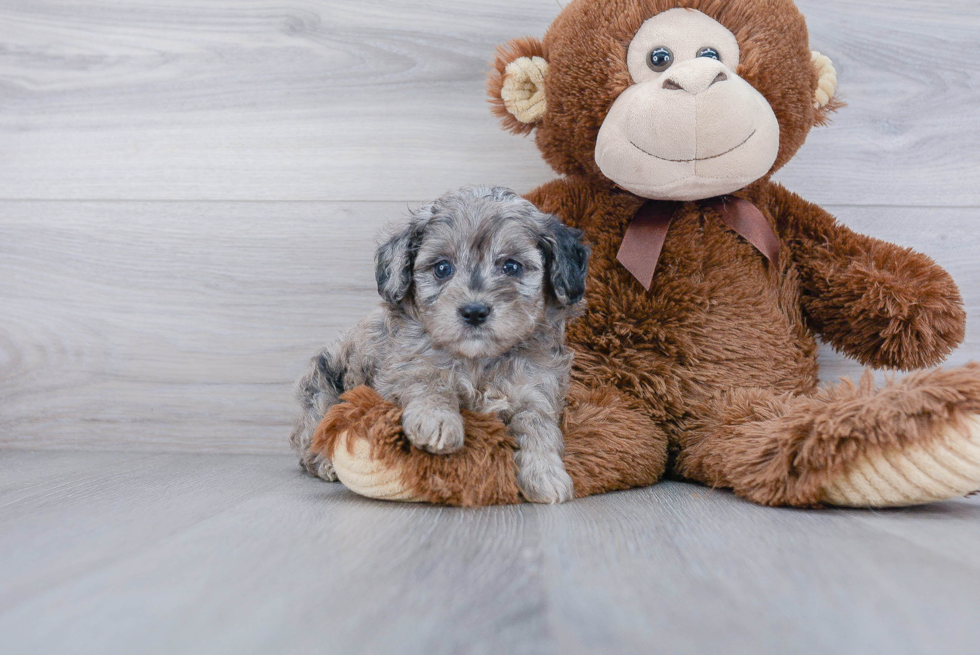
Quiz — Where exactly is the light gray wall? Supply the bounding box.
[1,0,978,452]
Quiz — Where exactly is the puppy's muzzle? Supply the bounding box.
[459,303,492,327]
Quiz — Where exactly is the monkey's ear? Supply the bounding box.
[539,216,590,307]
[375,208,430,308]
[488,37,549,135]
[811,51,843,125]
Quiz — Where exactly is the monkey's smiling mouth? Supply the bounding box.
[630,130,757,163]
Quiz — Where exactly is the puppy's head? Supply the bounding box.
[376,186,590,359]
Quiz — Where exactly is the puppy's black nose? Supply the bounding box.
[459,303,492,326]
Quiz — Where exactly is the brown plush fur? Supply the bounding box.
[313,386,523,507]
[313,383,667,506]
[680,363,980,506]
[561,382,669,497]
[312,0,972,506]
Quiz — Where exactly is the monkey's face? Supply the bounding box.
[595,9,780,201]
[488,0,839,202]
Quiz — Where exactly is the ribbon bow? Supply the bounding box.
[616,196,781,290]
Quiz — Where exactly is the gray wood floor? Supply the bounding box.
[3,450,980,655]
[2,0,980,652]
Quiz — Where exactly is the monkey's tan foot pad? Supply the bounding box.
[331,430,422,502]
[821,414,980,508]
[311,385,523,507]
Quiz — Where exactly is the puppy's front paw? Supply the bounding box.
[401,404,465,454]
[517,457,574,504]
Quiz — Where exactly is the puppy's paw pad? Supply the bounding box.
[822,413,980,508]
[402,406,465,454]
[519,466,575,504]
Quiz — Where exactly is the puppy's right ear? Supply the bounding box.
[488,37,549,136]
[375,208,429,308]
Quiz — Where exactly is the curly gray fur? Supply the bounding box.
[289,185,590,503]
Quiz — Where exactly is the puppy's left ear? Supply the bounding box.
[375,207,430,308]
[539,217,590,307]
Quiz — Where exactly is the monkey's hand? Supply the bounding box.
[772,184,965,371]
[805,247,966,370]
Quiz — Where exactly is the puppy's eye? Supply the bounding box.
[433,260,454,280]
[501,260,523,277]
[647,47,673,72]
[697,47,720,61]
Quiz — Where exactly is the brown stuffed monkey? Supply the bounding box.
[308,0,980,508]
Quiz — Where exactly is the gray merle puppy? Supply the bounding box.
[290,186,590,503]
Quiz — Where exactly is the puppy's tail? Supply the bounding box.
[289,346,347,480]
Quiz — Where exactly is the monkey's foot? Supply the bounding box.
[312,386,522,507]
[312,384,669,506]
[821,413,980,508]
[330,430,421,502]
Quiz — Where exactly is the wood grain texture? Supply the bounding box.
[0,0,977,205]
[3,3,979,651]
[0,201,389,452]
[1,201,976,452]
[1,450,980,654]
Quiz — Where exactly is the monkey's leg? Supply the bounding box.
[676,364,980,507]
[312,383,669,506]
[560,384,669,498]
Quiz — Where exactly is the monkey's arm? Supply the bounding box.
[769,183,965,370]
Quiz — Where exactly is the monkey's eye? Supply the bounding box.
[501,260,523,277]
[697,47,720,61]
[647,47,674,72]
[433,260,455,280]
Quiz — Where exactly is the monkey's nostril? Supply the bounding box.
[711,72,728,86]
[663,78,682,91]
[459,303,492,326]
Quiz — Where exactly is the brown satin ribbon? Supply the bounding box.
[616,196,781,290]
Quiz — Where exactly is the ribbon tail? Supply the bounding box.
[709,197,781,269]
[617,201,676,290]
